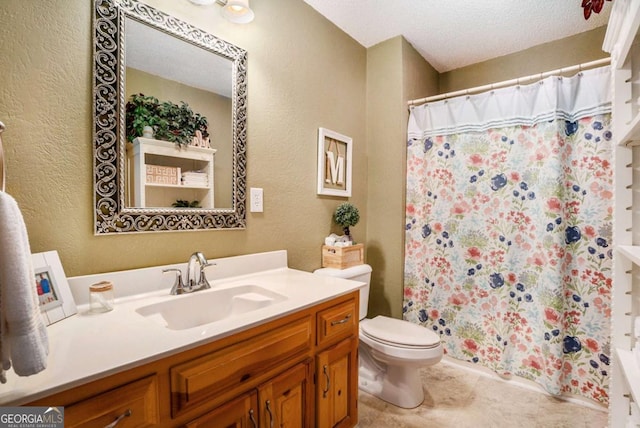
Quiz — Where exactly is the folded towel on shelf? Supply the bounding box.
[181,170,209,186]
[0,191,49,383]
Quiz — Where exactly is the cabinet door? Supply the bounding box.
[316,338,358,428]
[184,390,259,428]
[64,375,159,428]
[258,361,312,428]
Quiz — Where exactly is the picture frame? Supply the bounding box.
[317,127,352,197]
[32,250,77,325]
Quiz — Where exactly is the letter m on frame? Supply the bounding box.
[317,127,352,197]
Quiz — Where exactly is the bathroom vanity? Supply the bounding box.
[3,251,362,428]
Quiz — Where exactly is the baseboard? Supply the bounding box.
[440,355,608,413]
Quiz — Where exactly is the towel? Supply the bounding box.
[0,191,48,383]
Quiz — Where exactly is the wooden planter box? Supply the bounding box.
[322,244,364,269]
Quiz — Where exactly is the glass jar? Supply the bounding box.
[89,281,114,313]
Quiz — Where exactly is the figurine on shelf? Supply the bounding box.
[190,130,211,148]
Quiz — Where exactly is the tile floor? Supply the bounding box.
[356,360,609,428]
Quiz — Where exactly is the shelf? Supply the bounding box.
[617,348,640,405]
[134,137,217,159]
[129,137,216,208]
[613,0,640,71]
[619,113,640,147]
[145,183,209,189]
[617,245,640,266]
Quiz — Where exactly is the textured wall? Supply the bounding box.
[439,27,608,93]
[0,0,367,277]
[365,37,439,318]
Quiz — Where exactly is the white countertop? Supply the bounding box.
[0,251,363,405]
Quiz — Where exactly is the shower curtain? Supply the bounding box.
[403,66,612,404]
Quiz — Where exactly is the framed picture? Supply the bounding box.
[32,251,77,325]
[317,127,352,197]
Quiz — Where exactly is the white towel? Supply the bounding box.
[0,191,48,383]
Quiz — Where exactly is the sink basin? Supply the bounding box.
[136,285,287,330]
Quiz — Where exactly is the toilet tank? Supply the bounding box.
[313,264,372,320]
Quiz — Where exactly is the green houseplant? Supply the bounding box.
[334,202,360,243]
[125,93,209,147]
[172,199,201,208]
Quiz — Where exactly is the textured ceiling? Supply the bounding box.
[302,0,611,72]
[126,18,232,97]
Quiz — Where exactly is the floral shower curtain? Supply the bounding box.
[403,67,613,404]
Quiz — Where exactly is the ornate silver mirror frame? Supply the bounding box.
[93,0,247,234]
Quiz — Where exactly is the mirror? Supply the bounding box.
[93,0,247,233]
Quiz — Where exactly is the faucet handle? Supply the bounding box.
[198,262,215,290]
[198,261,216,290]
[163,268,186,295]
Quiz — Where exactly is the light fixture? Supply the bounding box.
[218,0,254,24]
[188,0,255,24]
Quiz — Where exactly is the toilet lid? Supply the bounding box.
[361,316,440,348]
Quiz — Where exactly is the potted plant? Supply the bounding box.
[126,94,161,143]
[334,202,360,243]
[172,199,201,208]
[126,93,209,147]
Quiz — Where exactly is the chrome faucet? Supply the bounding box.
[163,252,215,295]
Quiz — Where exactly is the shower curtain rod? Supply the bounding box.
[407,57,611,107]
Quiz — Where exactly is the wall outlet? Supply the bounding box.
[250,187,263,212]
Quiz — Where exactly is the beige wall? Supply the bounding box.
[439,27,608,93]
[0,0,367,277]
[365,37,438,318]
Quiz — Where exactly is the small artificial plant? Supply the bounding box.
[172,199,201,208]
[126,93,209,147]
[333,202,360,243]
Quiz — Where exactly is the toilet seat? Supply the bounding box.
[361,316,440,349]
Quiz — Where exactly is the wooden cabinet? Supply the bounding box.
[28,291,359,428]
[316,338,358,428]
[170,316,312,418]
[185,361,312,428]
[183,391,259,428]
[63,375,159,428]
[128,137,216,208]
[316,299,357,348]
[257,361,312,427]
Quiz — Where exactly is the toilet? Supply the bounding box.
[314,264,443,408]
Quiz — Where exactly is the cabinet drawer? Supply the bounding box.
[317,299,357,348]
[184,391,259,428]
[171,315,312,417]
[64,375,159,428]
